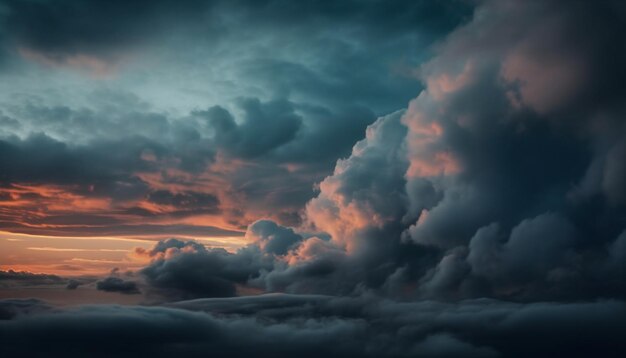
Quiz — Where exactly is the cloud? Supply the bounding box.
[202,99,303,158]
[0,298,52,320]
[139,238,273,299]
[246,219,303,256]
[0,98,369,236]
[0,0,470,68]
[0,128,244,237]
[392,0,625,300]
[1,296,625,357]
[95,276,140,295]
[0,0,473,232]
[0,0,211,75]
[305,110,410,251]
[124,0,626,303]
[0,269,63,286]
[65,279,82,290]
[146,190,221,217]
[0,269,87,294]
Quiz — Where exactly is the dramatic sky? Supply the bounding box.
[1,0,625,357]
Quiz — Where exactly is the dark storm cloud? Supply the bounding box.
[0,133,157,196]
[137,222,353,300]
[200,99,303,158]
[247,219,303,255]
[65,279,81,290]
[287,0,626,302]
[127,0,626,304]
[137,226,410,298]
[0,298,51,320]
[1,296,625,357]
[0,270,63,286]
[273,105,377,165]
[3,102,216,174]
[140,238,273,299]
[0,0,469,168]
[0,0,469,56]
[95,276,140,295]
[0,0,210,65]
[389,0,626,300]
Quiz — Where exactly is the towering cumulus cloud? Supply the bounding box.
[132,0,626,303]
[1,0,626,357]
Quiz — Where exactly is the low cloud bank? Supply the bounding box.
[1,295,625,358]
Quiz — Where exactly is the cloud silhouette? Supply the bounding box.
[1,295,625,357]
[96,277,140,295]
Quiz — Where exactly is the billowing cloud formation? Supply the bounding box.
[95,276,140,295]
[201,99,303,158]
[1,295,625,357]
[246,219,304,255]
[129,0,626,304]
[139,238,273,299]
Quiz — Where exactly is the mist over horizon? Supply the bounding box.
[1,0,625,357]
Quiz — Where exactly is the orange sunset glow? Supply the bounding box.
[1,179,248,276]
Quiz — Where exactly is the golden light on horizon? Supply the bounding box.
[0,230,249,276]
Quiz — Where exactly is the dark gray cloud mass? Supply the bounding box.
[140,238,273,299]
[0,298,52,320]
[125,0,626,303]
[95,276,140,295]
[1,295,625,357]
[201,99,303,158]
[247,219,304,255]
[64,279,81,290]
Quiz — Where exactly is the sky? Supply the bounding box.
[0,0,625,357]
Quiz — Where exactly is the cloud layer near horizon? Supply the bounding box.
[1,295,626,358]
